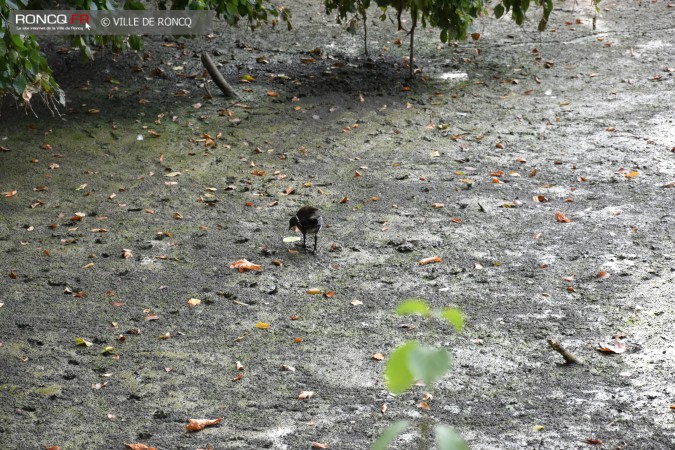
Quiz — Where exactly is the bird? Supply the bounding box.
[289,206,324,253]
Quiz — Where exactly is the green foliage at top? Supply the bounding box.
[0,0,289,107]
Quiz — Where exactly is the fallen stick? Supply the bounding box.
[201,51,241,99]
[547,338,581,364]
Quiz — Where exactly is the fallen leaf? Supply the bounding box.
[312,443,329,449]
[229,259,263,272]
[185,417,224,432]
[281,364,296,371]
[1,190,17,198]
[187,298,201,307]
[339,196,349,204]
[232,373,244,382]
[583,439,603,445]
[82,262,94,269]
[236,361,245,371]
[256,322,270,329]
[597,336,627,354]
[125,444,158,450]
[306,288,322,295]
[533,195,549,203]
[164,172,181,177]
[298,391,314,400]
[372,353,385,361]
[554,211,572,223]
[350,299,363,306]
[323,291,335,298]
[144,314,159,321]
[449,217,462,223]
[75,337,93,347]
[293,337,303,343]
[532,425,545,431]
[418,256,442,265]
[432,203,444,209]
[267,91,279,97]
[597,271,610,279]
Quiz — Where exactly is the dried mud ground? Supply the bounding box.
[1,0,675,449]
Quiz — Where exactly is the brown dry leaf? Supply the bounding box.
[121,249,133,259]
[298,391,314,400]
[562,275,575,282]
[372,353,385,361]
[402,85,412,92]
[597,271,610,279]
[244,201,254,207]
[339,196,349,204]
[251,169,267,176]
[417,401,430,410]
[529,169,538,177]
[597,337,626,354]
[144,314,159,321]
[301,57,316,64]
[293,337,303,344]
[582,439,603,445]
[232,373,244,382]
[606,126,615,132]
[323,291,335,298]
[554,211,572,223]
[229,259,263,272]
[282,186,295,196]
[187,298,201,307]
[45,447,62,450]
[256,322,270,329]
[491,177,503,184]
[236,361,245,371]
[1,190,17,198]
[354,171,362,177]
[418,256,442,265]
[495,142,504,149]
[432,203,444,209]
[306,288,322,295]
[471,32,480,40]
[267,91,279,97]
[125,444,158,450]
[566,286,576,293]
[490,170,505,177]
[185,417,224,432]
[533,195,549,203]
[312,443,329,449]
[625,170,639,178]
[350,299,363,306]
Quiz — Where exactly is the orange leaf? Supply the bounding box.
[323,290,335,298]
[306,288,322,295]
[554,211,572,223]
[125,445,158,450]
[293,337,303,343]
[495,142,504,149]
[597,271,610,279]
[418,256,442,265]
[402,85,411,92]
[232,373,244,382]
[185,417,224,432]
[290,315,300,320]
[312,443,329,449]
[533,195,549,203]
[491,177,503,184]
[597,337,626,354]
[1,190,17,198]
[339,196,349,204]
[490,170,505,177]
[372,353,385,361]
[583,439,603,445]
[229,259,263,272]
[267,91,279,97]
[256,322,270,329]
[449,217,462,223]
[625,170,639,178]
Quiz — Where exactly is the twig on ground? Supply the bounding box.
[547,338,581,364]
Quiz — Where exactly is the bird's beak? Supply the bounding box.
[289,225,301,232]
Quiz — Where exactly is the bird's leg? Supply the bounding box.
[313,234,318,254]
[302,233,307,249]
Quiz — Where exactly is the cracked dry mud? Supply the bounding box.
[1,0,674,448]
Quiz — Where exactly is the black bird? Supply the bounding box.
[289,206,324,253]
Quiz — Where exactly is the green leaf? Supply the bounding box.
[494,4,505,19]
[409,345,451,387]
[435,425,468,450]
[101,346,115,354]
[385,341,418,394]
[371,420,410,450]
[396,298,430,317]
[440,308,464,332]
